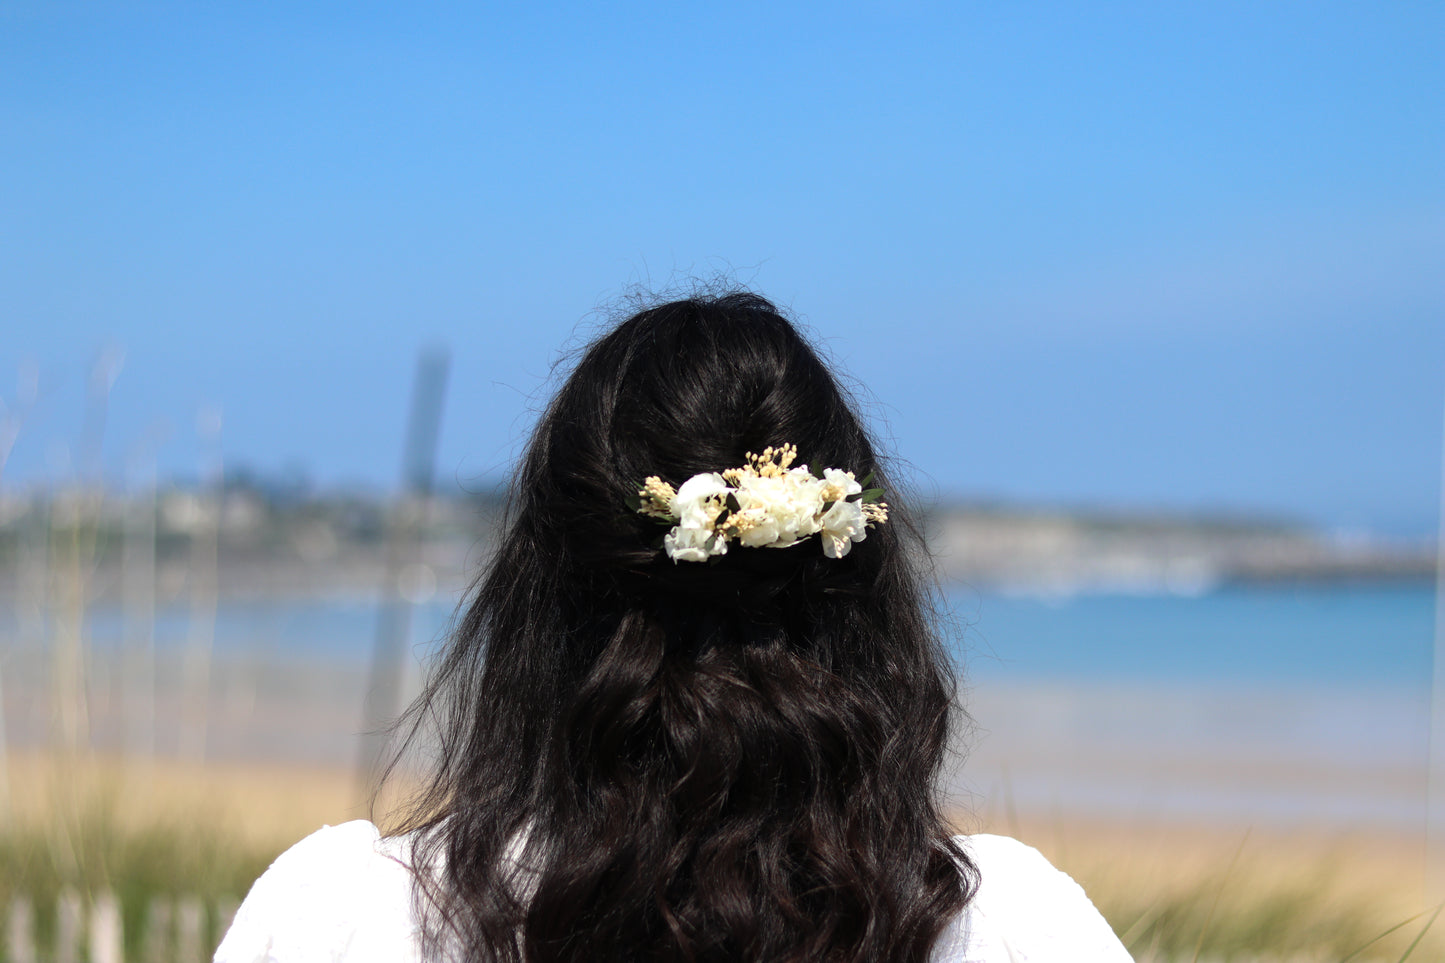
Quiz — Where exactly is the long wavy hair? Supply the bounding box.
[383,292,976,962]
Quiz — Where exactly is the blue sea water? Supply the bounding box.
[930,582,1439,828]
[6,580,1436,826]
[946,582,1436,691]
[53,581,1438,695]
[72,595,460,665]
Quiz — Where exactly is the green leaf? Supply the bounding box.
[811,465,826,479]
[624,491,643,512]
[726,493,741,513]
[704,533,719,553]
[861,488,884,503]
[821,500,836,514]
[715,508,731,527]
[859,470,876,487]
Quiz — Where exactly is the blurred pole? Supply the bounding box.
[0,361,40,825]
[50,488,89,756]
[0,381,20,823]
[1429,396,1445,903]
[11,489,50,824]
[123,451,157,780]
[179,408,222,762]
[358,349,450,792]
[0,398,19,483]
[52,351,122,760]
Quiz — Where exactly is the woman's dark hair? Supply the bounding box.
[383,292,976,962]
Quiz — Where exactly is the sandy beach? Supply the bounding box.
[5,747,1438,960]
[2,631,1439,959]
[3,640,1431,833]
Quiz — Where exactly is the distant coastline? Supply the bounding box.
[0,486,1433,839]
[0,485,1435,605]
[925,504,1436,597]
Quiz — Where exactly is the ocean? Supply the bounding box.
[947,582,1436,689]
[3,580,1439,828]
[60,581,1439,690]
[939,582,1438,829]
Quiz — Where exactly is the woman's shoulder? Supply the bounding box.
[214,825,1129,963]
[214,820,422,963]
[930,834,1133,963]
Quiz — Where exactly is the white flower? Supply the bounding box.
[670,472,729,526]
[819,498,867,557]
[664,525,725,563]
[663,473,730,562]
[731,468,825,548]
[818,468,867,558]
[818,467,859,503]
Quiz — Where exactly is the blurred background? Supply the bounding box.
[1,2,1441,960]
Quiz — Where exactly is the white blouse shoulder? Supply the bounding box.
[215,821,422,963]
[931,834,1133,962]
[215,822,1131,962]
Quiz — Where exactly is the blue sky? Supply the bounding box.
[2,2,1441,536]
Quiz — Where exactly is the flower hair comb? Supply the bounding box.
[628,445,887,563]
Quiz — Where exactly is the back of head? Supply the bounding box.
[390,292,975,963]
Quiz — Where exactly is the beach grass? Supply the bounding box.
[993,816,1445,962]
[0,807,269,959]
[1094,859,1440,962]
[0,753,1440,962]
[0,751,363,960]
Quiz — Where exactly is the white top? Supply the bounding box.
[215,821,1132,962]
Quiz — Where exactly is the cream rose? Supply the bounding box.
[731,468,825,548]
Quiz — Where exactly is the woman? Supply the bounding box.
[217,292,1131,962]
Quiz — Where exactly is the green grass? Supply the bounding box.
[1,803,1439,962]
[1107,880,1420,960]
[0,808,275,961]
[1090,863,1443,962]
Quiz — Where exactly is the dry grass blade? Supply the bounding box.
[1115,894,1165,947]
[1189,828,1250,963]
[1338,905,1435,963]
[1393,902,1442,963]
